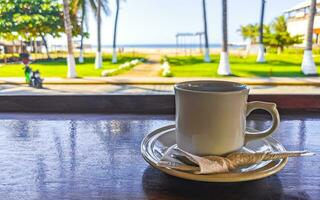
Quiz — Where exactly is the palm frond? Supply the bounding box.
[88,0,97,15]
[70,0,81,15]
[101,0,110,16]
[72,0,110,20]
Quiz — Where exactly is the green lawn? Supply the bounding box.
[168,53,320,77]
[1,52,319,78]
[0,54,145,77]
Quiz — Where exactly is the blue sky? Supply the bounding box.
[79,0,304,45]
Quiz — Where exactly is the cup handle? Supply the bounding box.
[244,101,280,144]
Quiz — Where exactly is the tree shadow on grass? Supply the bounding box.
[168,56,301,68]
[219,74,240,77]
[168,56,216,66]
[234,70,305,77]
[230,60,301,68]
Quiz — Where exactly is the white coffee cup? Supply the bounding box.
[175,80,280,156]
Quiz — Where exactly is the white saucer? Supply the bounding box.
[141,125,288,182]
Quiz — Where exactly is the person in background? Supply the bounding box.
[21,54,31,85]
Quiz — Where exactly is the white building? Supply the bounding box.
[284,0,320,45]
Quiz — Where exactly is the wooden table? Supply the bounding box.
[0,113,319,199]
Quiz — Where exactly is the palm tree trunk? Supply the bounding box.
[12,41,16,56]
[112,0,120,63]
[19,39,23,54]
[221,0,228,53]
[40,33,51,60]
[202,0,210,62]
[257,0,266,62]
[245,38,252,57]
[306,0,316,52]
[302,0,317,75]
[78,6,85,64]
[32,38,35,53]
[62,0,77,78]
[95,0,102,69]
[218,0,231,75]
[258,0,265,45]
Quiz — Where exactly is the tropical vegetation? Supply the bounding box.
[239,24,259,57]
[0,0,80,59]
[264,16,303,54]
[240,16,303,55]
[239,24,259,44]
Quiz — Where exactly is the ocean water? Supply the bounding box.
[51,43,246,51]
[100,44,246,49]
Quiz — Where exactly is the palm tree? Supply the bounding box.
[95,0,102,69]
[202,0,210,62]
[217,0,231,75]
[78,0,86,63]
[63,0,77,78]
[112,0,120,63]
[257,0,266,62]
[302,0,317,75]
[239,24,259,57]
[71,0,109,65]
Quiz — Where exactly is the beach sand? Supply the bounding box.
[83,47,249,57]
